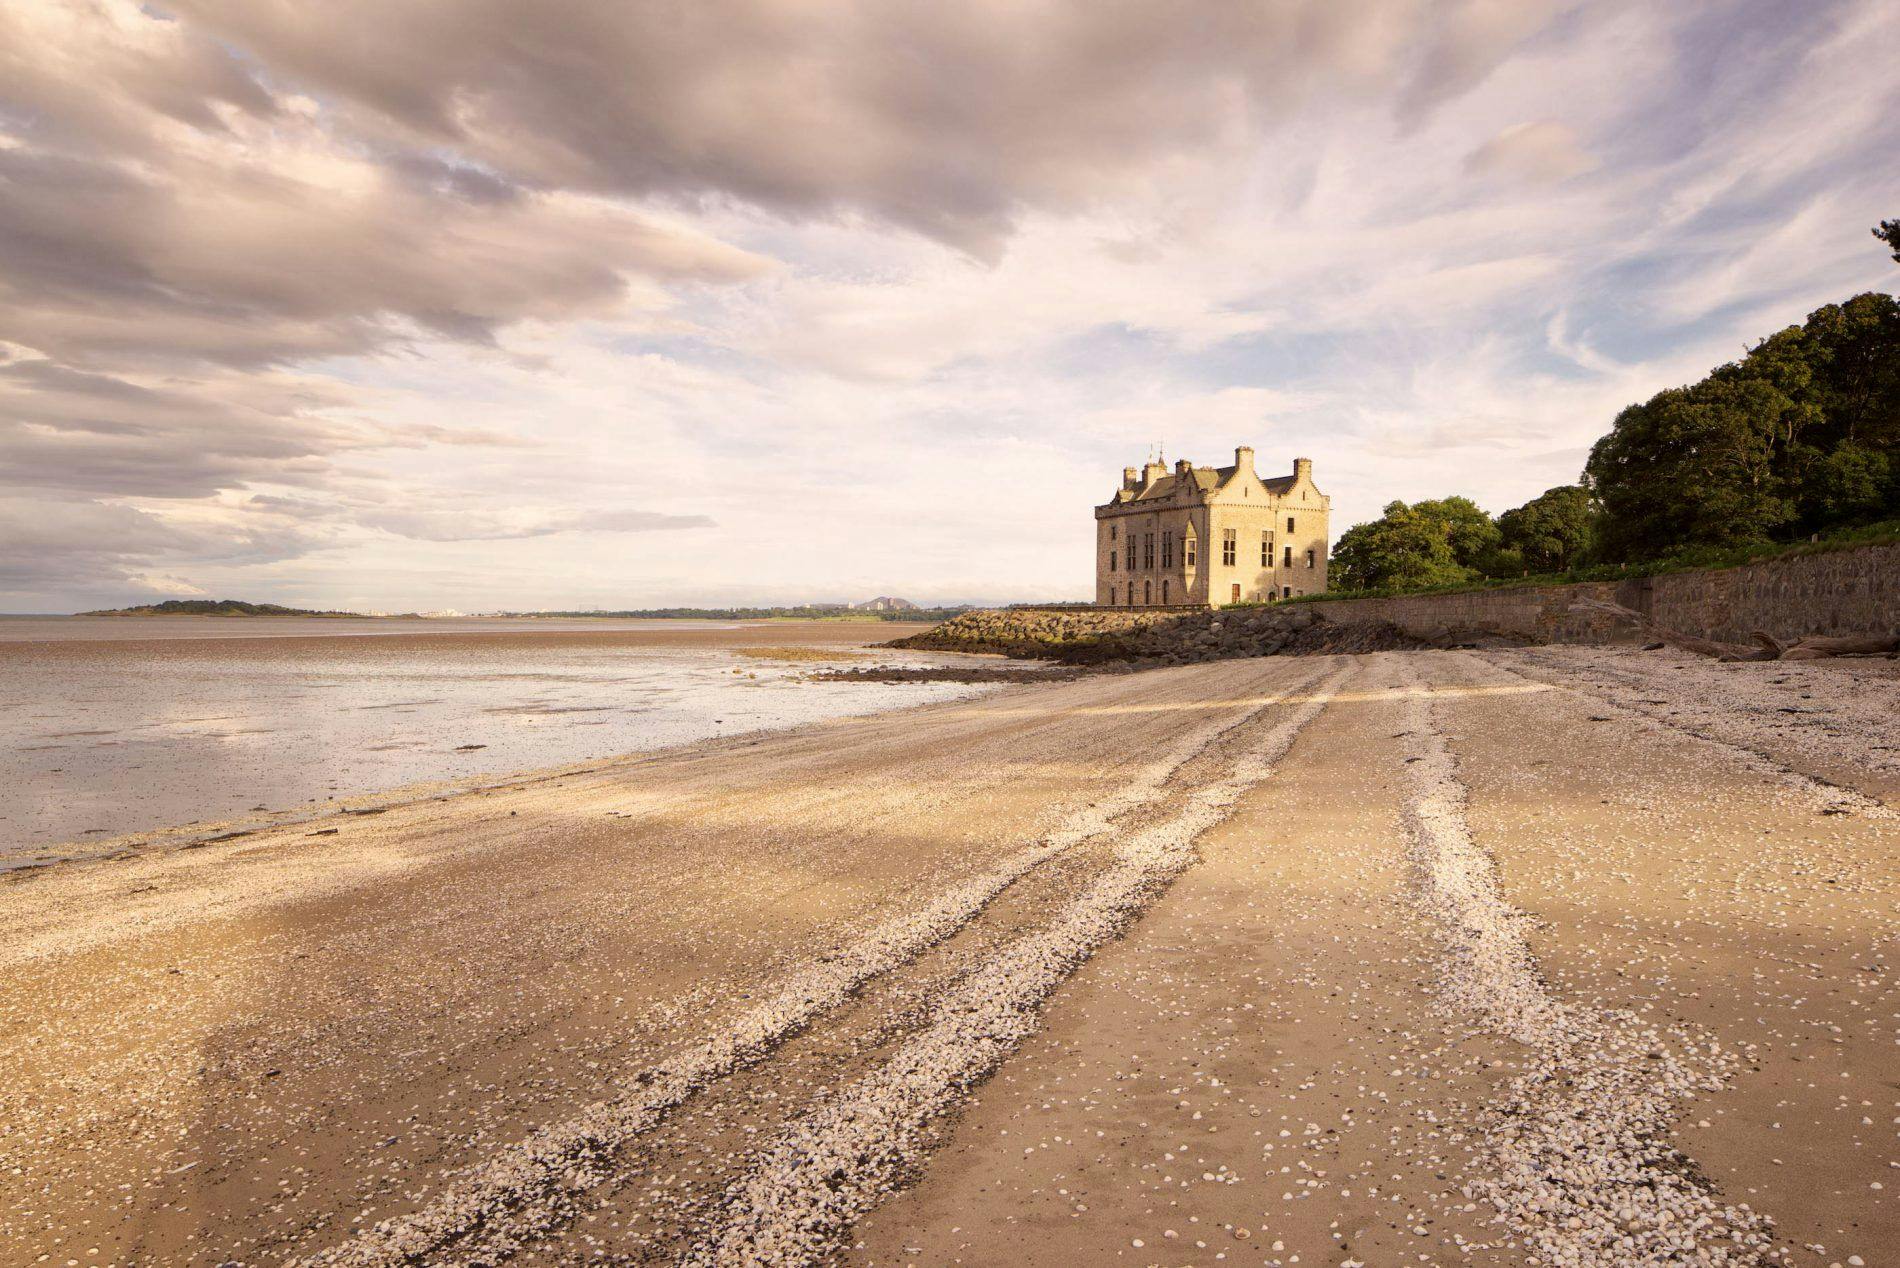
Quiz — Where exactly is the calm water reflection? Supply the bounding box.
[0,617,971,855]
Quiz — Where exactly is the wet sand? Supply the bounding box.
[0,618,961,857]
[1,648,1894,1266]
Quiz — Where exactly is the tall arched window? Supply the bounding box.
[1144,580,1152,605]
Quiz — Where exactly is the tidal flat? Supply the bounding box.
[0,647,1893,1265]
[0,616,977,860]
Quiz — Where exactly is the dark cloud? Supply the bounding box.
[0,357,366,498]
[159,0,1556,258]
[0,497,322,596]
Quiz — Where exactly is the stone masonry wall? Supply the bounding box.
[1301,541,1899,645]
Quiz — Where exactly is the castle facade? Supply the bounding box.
[1095,447,1329,607]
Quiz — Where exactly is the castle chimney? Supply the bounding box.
[1174,458,1192,476]
[1142,460,1166,485]
[1293,457,1312,481]
[1122,466,1139,491]
[1233,445,1256,476]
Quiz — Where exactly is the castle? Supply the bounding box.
[1095,447,1329,607]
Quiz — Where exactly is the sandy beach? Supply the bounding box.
[2,647,1895,1266]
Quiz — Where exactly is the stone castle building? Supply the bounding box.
[1095,447,1329,607]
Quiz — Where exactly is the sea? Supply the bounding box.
[0,616,982,862]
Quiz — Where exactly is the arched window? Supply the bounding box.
[1162,579,1170,603]
[1144,580,1152,605]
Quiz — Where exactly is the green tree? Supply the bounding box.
[1876,218,1900,264]
[1329,500,1488,591]
[1410,496,1502,568]
[1586,377,1794,561]
[1793,441,1894,526]
[1496,485,1595,572]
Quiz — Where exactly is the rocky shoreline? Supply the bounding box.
[885,605,1448,668]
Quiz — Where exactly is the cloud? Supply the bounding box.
[1465,121,1600,183]
[0,497,321,596]
[156,0,1563,258]
[0,355,371,498]
[356,506,716,542]
[2,0,1895,612]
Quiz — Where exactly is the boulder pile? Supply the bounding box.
[887,605,1439,668]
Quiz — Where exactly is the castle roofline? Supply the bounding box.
[1099,448,1313,509]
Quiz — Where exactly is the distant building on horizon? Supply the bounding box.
[1095,447,1329,607]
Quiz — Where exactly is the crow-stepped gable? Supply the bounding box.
[1095,447,1329,607]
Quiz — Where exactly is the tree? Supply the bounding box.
[1876,218,1900,264]
[1586,378,1794,561]
[1497,485,1594,572]
[1793,441,1894,527]
[1329,500,1489,591]
[1410,496,1502,568]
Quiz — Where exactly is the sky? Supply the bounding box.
[1,1,1896,613]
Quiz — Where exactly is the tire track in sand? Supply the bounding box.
[681,663,1350,1266]
[301,663,1328,1267]
[1393,653,1779,1266]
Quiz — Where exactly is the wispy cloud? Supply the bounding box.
[1,0,1895,610]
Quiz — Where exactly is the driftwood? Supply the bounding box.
[1569,598,1899,662]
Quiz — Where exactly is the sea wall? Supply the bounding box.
[894,542,1897,665]
[1300,541,1899,645]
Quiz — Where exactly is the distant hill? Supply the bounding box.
[81,598,366,618]
[848,596,918,612]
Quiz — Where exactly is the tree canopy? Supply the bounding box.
[1321,229,1895,594]
[1330,497,1498,591]
[1496,484,1594,572]
[1585,290,1898,560]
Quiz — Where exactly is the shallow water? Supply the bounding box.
[0,617,975,857]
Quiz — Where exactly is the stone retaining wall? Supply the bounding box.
[1301,541,1898,645]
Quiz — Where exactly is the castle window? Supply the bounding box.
[1161,531,1173,569]
[1109,550,1117,572]
[1109,524,1117,541]
[1284,544,1292,568]
[1282,585,1292,599]
[1185,537,1197,567]
[1162,579,1170,603]
[1144,580,1152,604]
[1260,532,1270,567]
[1221,528,1237,566]
[1143,533,1155,569]
[1306,548,1316,569]
[1286,516,1295,532]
